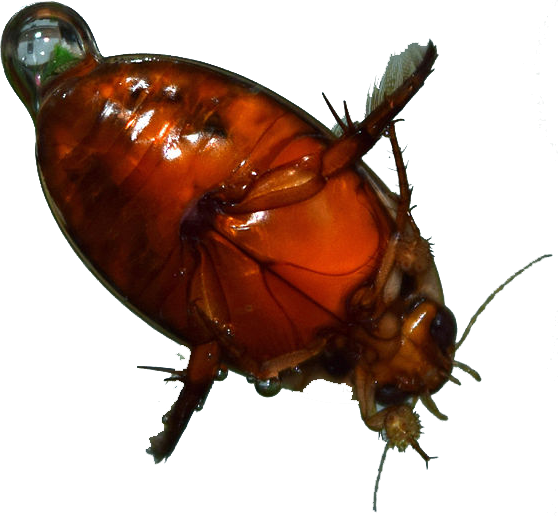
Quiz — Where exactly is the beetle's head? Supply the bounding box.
[353,251,549,511]
[371,296,457,406]
[341,233,459,425]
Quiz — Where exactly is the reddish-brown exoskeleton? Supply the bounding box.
[2,3,550,510]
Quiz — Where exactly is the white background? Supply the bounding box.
[0,1,557,515]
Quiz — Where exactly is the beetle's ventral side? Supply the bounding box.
[0,1,456,459]
[3,2,550,509]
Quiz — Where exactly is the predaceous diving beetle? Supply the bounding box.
[1,2,553,512]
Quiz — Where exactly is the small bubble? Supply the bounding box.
[195,400,204,411]
[215,368,228,381]
[255,377,282,397]
[162,413,169,424]
[246,375,256,384]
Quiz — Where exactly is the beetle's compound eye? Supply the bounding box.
[375,384,411,406]
[1,3,100,118]
[429,305,457,353]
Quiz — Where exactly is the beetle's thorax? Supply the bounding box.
[281,217,455,413]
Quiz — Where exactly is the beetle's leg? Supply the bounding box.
[354,366,435,465]
[322,41,437,177]
[365,405,435,466]
[212,40,437,214]
[363,121,438,320]
[145,341,220,463]
[354,364,377,421]
[214,43,437,214]
[214,153,326,214]
[385,123,412,232]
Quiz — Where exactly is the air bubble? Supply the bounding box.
[255,377,282,397]
[2,3,101,119]
[195,400,205,411]
[215,368,228,381]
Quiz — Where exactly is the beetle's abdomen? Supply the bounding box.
[37,59,391,373]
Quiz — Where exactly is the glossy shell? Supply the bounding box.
[2,2,556,515]
[37,57,393,376]
[2,1,458,463]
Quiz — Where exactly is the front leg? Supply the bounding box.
[365,404,434,466]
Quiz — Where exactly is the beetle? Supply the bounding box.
[1,2,556,512]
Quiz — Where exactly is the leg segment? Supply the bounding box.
[322,41,437,177]
[386,122,412,232]
[141,341,220,463]
[365,404,435,466]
